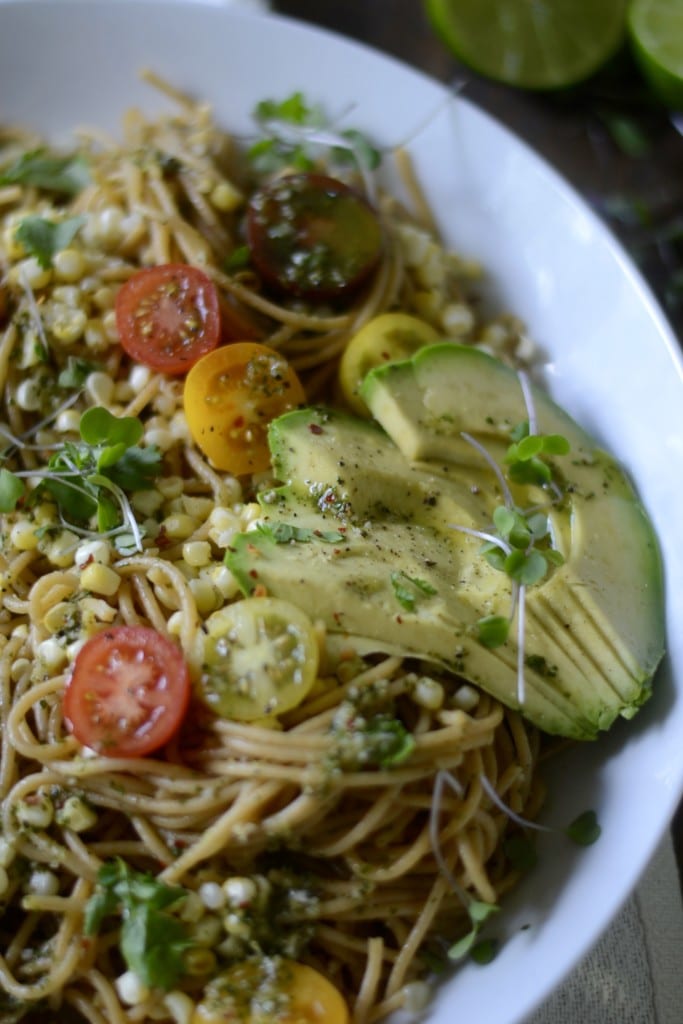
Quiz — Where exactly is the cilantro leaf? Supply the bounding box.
[58,356,98,389]
[0,149,90,195]
[259,522,345,544]
[106,445,163,491]
[84,859,192,991]
[0,469,26,512]
[14,215,85,269]
[361,714,415,768]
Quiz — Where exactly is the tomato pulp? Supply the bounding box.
[115,263,221,375]
[63,625,191,757]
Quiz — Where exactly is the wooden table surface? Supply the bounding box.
[272,0,683,878]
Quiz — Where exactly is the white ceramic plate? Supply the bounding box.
[2,2,682,1022]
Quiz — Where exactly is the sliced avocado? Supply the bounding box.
[226,346,664,740]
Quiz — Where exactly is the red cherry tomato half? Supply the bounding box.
[246,173,383,300]
[63,625,191,758]
[115,263,221,375]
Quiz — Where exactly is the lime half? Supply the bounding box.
[629,0,683,108]
[425,0,629,90]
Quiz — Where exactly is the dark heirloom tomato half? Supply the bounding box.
[246,173,383,300]
[115,263,221,375]
[63,625,191,758]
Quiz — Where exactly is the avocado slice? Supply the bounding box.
[226,345,664,740]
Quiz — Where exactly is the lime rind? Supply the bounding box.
[426,0,629,90]
[628,0,683,108]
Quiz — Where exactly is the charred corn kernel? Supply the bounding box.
[210,180,244,212]
[10,658,30,683]
[10,519,40,551]
[15,794,54,829]
[53,247,86,283]
[182,541,211,568]
[164,991,195,1024]
[80,562,120,597]
[162,513,197,540]
[15,378,43,412]
[10,256,52,289]
[55,408,82,433]
[55,795,97,832]
[191,914,222,947]
[43,602,73,633]
[85,370,115,406]
[188,577,219,615]
[37,637,68,672]
[46,530,78,567]
[52,307,87,344]
[115,970,150,1006]
[413,677,444,711]
[74,538,111,568]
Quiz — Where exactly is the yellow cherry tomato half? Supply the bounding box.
[339,312,440,416]
[192,959,350,1024]
[184,342,306,475]
[199,597,320,722]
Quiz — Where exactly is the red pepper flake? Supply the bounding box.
[309,423,324,435]
[253,584,268,598]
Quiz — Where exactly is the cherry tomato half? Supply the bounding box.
[192,959,350,1024]
[183,342,306,475]
[246,173,383,300]
[63,625,191,758]
[115,263,221,375]
[199,597,319,721]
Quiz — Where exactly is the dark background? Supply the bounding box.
[272,0,683,875]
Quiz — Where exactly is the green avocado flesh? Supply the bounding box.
[226,344,665,740]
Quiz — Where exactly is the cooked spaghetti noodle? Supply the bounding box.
[0,76,544,1023]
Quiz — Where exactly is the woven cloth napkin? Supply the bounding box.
[527,835,683,1024]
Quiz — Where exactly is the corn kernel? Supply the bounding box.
[115,970,150,1007]
[182,541,211,568]
[158,476,184,499]
[74,538,111,568]
[15,378,43,412]
[55,408,82,433]
[80,562,120,597]
[191,914,223,947]
[10,658,30,683]
[183,948,216,976]
[15,794,54,829]
[162,514,197,540]
[10,519,39,551]
[210,180,244,212]
[53,247,86,283]
[55,795,97,832]
[131,489,164,516]
[10,256,52,289]
[46,530,78,568]
[43,601,73,633]
[85,370,115,406]
[164,991,195,1024]
[52,307,87,345]
[37,637,68,672]
[188,577,219,615]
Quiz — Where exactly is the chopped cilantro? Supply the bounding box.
[0,149,90,196]
[14,214,85,269]
[390,570,437,611]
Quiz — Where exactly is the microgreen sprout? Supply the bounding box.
[449,373,570,707]
[0,406,161,553]
[249,92,381,199]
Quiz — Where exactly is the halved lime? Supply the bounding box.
[628,0,683,109]
[425,0,629,90]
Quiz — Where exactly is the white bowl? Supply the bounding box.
[1,2,682,1022]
